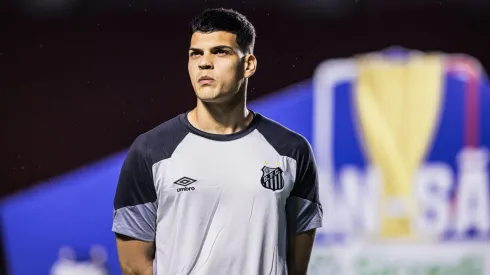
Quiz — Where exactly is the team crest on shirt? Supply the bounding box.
[260,166,284,191]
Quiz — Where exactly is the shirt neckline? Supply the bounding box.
[179,110,262,141]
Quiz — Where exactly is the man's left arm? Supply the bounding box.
[287,228,316,275]
[286,139,323,275]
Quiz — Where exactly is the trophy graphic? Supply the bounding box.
[354,53,444,239]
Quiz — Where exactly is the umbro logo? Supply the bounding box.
[174,177,196,192]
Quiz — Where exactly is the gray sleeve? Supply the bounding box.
[286,140,323,235]
[112,135,157,242]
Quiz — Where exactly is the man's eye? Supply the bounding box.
[216,50,228,55]
[190,52,201,57]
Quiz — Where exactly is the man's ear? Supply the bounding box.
[244,54,257,79]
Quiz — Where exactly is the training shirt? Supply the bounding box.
[112,111,323,275]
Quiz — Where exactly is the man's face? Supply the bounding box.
[188,31,254,103]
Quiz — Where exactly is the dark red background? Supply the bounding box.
[1,1,489,272]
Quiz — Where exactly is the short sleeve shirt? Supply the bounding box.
[113,112,323,275]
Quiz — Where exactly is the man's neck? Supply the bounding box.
[188,90,253,135]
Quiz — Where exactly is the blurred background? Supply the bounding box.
[1,0,490,274]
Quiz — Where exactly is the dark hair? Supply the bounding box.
[190,8,256,54]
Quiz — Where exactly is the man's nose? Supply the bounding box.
[198,54,213,70]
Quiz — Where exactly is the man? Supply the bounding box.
[112,8,323,275]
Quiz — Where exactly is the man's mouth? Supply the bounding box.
[199,76,215,84]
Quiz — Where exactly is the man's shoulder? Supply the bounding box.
[131,113,189,160]
[141,114,186,139]
[256,114,311,156]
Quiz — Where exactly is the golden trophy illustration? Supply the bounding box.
[355,53,444,239]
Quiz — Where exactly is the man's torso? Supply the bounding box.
[113,112,322,275]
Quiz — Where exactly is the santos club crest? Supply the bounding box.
[261,166,284,191]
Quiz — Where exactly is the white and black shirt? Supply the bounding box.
[113,112,323,275]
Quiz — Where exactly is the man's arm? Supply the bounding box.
[286,138,323,274]
[112,136,158,275]
[116,234,154,275]
[287,229,316,275]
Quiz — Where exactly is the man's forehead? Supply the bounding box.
[190,31,239,49]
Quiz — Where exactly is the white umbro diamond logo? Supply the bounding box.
[174,177,197,187]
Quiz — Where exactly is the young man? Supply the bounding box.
[112,8,323,275]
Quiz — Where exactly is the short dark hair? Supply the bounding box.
[190,8,256,54]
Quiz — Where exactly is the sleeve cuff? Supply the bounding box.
[286,196,323,234]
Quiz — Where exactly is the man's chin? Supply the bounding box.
[196,91,228,104]
[198,96,228,104]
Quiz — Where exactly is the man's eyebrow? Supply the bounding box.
[189,45,235,51]
[213,45,234,50]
